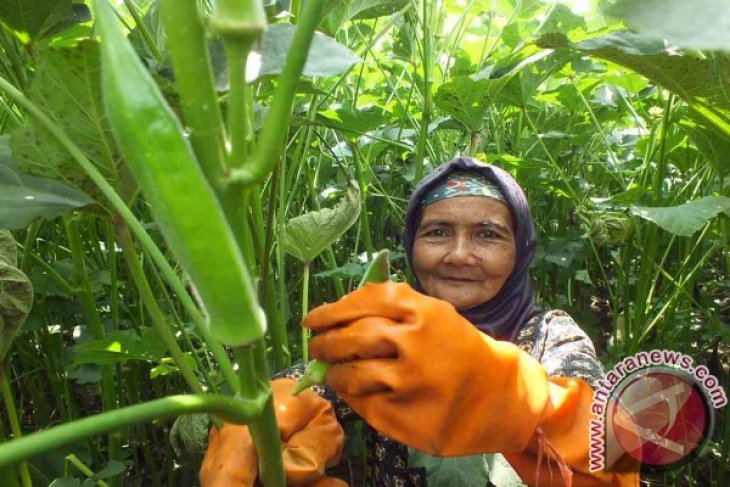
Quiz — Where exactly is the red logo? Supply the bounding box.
[611,371,709,466]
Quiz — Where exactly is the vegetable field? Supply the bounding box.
[0,0,727,485]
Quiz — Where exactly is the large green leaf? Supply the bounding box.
[170,413,209,456]
[537,31,730,133]
[0,230,33,361]
[321,0,409,35]
[0,157,94,230]
[10,40,123,200]
[631,196,730,236]
[281,183,361,263]
[608,0,730,52]
[434,76,512,132]
[258,23,362,78]
[0,0,80,44]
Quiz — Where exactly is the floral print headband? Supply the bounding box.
[421,170,506,209]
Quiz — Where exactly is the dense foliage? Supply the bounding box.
[0,0,727,485]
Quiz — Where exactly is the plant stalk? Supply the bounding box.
[0,364,32,487]
[229,0,327,186]
[115,222,204,394]
[63,214,121,466]
[0,393,267,469]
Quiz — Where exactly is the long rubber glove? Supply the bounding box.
[304,282,639,486]
[199,378,347,486]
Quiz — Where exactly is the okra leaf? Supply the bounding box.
[281,183,361,263]
[258,23,361,78]
[0,230,33,362]
[321,0,409,35]
[170,413,210,457]
[0,159,94,229]
[71,328,169,367]
[92,460,128,481]
[536,30,730,117]
[0,0,84,44]
[407,448,489,487]
[434,76,513,132]
[608,0,730,52]
[9,41,123,201]
[631,196,730,237]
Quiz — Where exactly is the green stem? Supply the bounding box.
[63,214,120,465]
[122,0,162,64]
[0,393,267,469]
[301,262,311,363]
[229,0,327,186]
[159,0,227,187]
[0,364,32,487]
[65,454,110,487]
[114,222,204,395]
[245,343,283,487]
[19,220,40,271]
[414,0,433,183]
[261,165,290,370]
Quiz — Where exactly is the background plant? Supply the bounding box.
[0,0,727,485]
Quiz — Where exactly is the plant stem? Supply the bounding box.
[122,0,162,64]
[63,214,121,466]
[230,0,327,186]
[414,0,433,183]
[0,393,267,469]
[66,454,110,487]
[261,165,290,370]
[0,364,32,487]
[114,222,204,395]
[159,0,227,187]
[301,262,311,363]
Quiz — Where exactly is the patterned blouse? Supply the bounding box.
[277,310,604,487]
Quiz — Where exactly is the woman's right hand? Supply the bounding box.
[199,378,346,486]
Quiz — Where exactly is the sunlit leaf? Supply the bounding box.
[9,41,125,201]
[0,0,82,44]
[631,196,730,236]
[321,0,408,34]
[71,328,169,367]
[281,183,361,263]
[537,31,730,134]
[609,0,730,52]
[258,23,361,78]
[434,76,513,132]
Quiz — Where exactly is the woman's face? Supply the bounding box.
[412,196,517,311]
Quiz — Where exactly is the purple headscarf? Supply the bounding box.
[403,157,541,341]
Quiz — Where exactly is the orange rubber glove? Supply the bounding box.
[199,378,346,487]
[304,282,639,486]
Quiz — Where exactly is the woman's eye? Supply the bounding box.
[477,229,499,240]
[422,228,447,238]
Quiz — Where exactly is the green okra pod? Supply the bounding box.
[95,0,265,346]
[293,249,391,395]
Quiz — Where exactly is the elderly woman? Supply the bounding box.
[200,158,639,486]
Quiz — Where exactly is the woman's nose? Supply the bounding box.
[443,235,477,265]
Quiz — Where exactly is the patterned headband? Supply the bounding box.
[421,171,506,209]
